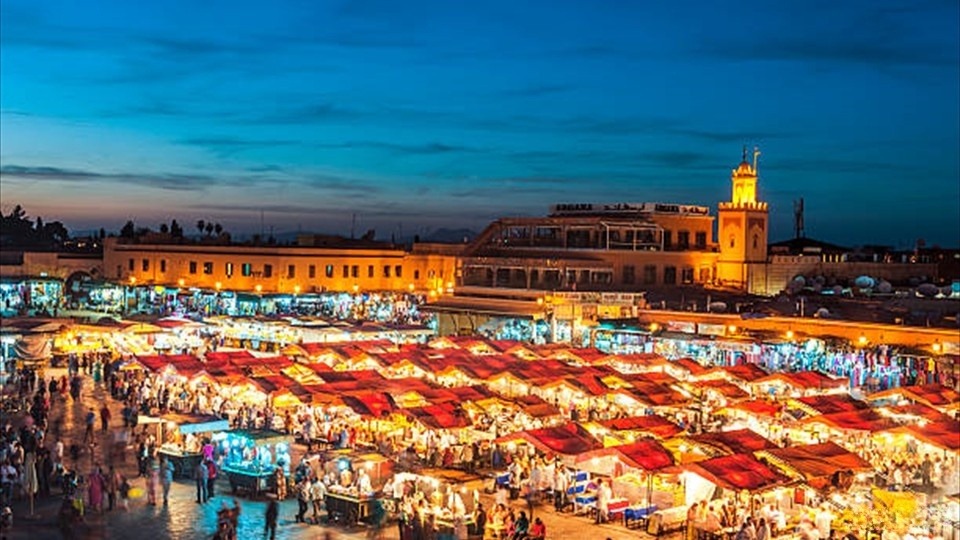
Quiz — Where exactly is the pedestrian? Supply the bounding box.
[119,475,130,511]
[147,458,159,506]
[295,477,310,523]
[88,466,105,514]
[99,405,111,432]
[265,498,279,540]
[207,458,219,499]
[195,459,209,503]
[310,476,326,524]
[274,466,286,500]
[83,409,96,444]
[161,457,174,505]
[106,465,118,511]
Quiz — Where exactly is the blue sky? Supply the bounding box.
[1,0,958,246]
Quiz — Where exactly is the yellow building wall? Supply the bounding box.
[102,238,457,293]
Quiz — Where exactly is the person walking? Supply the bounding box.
[161,457,174,505]
[195,459,209,503]
[146,458,160,506]
[83,409,96,444]
[265,498,279,540]
[99,405,111,433]
[295,477,311,523]
[206,458,218,499]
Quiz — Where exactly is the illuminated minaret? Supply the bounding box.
[716,146,769,292]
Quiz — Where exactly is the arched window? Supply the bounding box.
[753,234,759,249]
[729,236,735,248]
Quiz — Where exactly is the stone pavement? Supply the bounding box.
[4,370,668,540]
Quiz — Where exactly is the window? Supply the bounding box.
[225,262,233,277]
[128,259,135,271]
[142,259,149,271]
[351,265,358,278]
[189,261,198,274]
[623,265,636,285]
[242,263,253,277]
[395,265,402,278]
[263,264,272,278]
[663,230,673,250]
[663,266,677,285]
[287,265,296,279]
[160,260,166,273]
[695,232,707,249]
[428,270,436,278]
[678,231,690,250]
[368,265,374,278]
[729,236,735,249]
[643,265,657,284]
[203,262,214,275]
[342,265,349,278]
[414,270,420,280]
[699,267,711,283]
[325,265,334,278]
[753,234,759,249]
[383,265,391,278]
[681,267,694,284]
[308,265,316,279]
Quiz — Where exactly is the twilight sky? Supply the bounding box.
[1,0,958,246]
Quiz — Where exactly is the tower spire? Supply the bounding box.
[753,146,761,175]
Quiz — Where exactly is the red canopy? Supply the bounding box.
[495,423,602,456]
[340,392,397,418]
[691,428,777,455]
[576,439,675,472]
[794,394,871,416]
[729,400,783,418]
[802,409,898,433]
[722,363,769,383]
[600,415,684,439]
[407,402,472,430]
[891,420,960,452]
[687,453,789,492]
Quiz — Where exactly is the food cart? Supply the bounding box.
[321,451,392,526]
[214,429,292,498]
[156,413,230,478]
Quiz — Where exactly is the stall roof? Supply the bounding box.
[801,409,898,433]
[754,370,846,390]
[791,394,871,416]
[160,413,230,434]
[888,420,960,452]
[696,379,750,401]
[687,453,790,492]
[671,357,712,377]
[224,429,291,445]
[340,392,398,418]
[758,442,873,489]
[689,428,777,455]
[406,402,472,430]
[722,363,769,383]
[726,400,783,418]
[494,423,602,456]
[576,439,675,472]
[600,415,684,439]
[868,384,960,410]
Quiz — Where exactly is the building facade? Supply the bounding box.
[101,238,458,294]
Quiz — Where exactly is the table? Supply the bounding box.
[158,449,203,479]
[325,492,375,526]
[223,467,275,498]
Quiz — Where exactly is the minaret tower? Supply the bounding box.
[716,146,769,292]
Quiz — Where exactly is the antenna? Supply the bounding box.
[753,146,761,175]
[794,197,805,239]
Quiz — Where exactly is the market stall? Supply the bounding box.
[322,451,392,526]
[156,413,230,478]
[214,429,292,498]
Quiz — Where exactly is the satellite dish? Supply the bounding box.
[854,276,875,289]
[877,281,893,294]
[708,302,727,313]
[917,283,939,297]
[815,308,830,318]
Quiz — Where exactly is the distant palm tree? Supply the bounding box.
[205,222,214,236]
[214,223,223,236]
[196,219,205,236]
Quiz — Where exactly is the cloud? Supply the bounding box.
[315,140,477,155]
[0,164,218,191]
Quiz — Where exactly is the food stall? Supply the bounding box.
[388,470,480,538]
[322,451,392,526]
[156,413,230,478]
[214,429,292,498]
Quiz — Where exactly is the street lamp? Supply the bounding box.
[858,335,868,346]
[786,330,794,340]
[178,278,185,288]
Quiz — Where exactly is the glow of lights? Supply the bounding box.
[408,283,415,292]
[215,282,222,290]
[537,298,544,305]
[353,285,359,293]
[129,276,137,285]
[932,342,941,353]
[178,278,185,287]
[294,285,301,294]
[786,330,794,340]
[858,335,868,346]
[649,323,659,332]
[727,325,737,334]
[255,284,263,293]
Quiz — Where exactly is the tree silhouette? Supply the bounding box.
[120,220,136,239]
[99,228,106,240]
[159,223,169,234]
[170,220,183,238]
[205,222,214,236]
[214,223,223,236]
[196,219,205,236]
